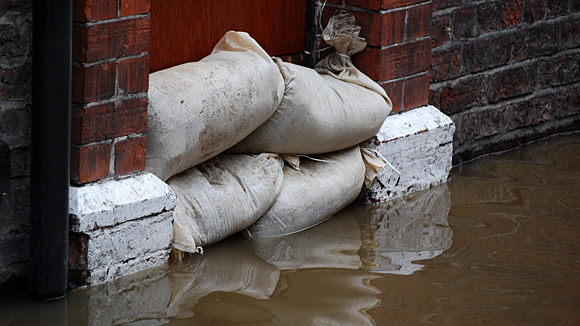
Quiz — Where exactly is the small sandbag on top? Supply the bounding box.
[245,145,365,238]
[168,153,284,253]
[229,13,392,155]
[147,31,285,181]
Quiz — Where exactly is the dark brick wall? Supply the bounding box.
[430,0,580,164]
[0,0,32,287]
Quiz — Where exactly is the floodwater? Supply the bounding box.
[1,133,579,325]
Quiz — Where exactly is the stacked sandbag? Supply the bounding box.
[229,13,392,155]
[168,153,284,253]
[146,31,285,181]
[245,145,365,238]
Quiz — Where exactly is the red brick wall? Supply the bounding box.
[71,0,150,185]
[430,0,580,163]
[321,0,433,112]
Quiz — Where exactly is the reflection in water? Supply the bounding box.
[357,183,453,275]
[1,134,579,325]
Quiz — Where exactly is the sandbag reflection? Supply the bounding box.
[357,183,453,275]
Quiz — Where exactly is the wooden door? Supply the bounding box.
[150,0,306,72]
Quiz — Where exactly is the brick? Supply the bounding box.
[462,33,513,73]
[455,107,507,143]
[513,23,560,61]
[404,73,429,110]
[476,1,501,33]
[429,86,441,108]
[505,95,554,129]
[382,80,403,112]
[488,64,537,103]
[500,0,524,28]
[430,45,461,82]
[453,7,477,39]
[351,9,406,47]
[546,0,569,18]
[408,3,432,40]
[539,52,580,87]
[440,74,488,115]
[73,0,117,22]
[71,62,116,103]
[115,136,146,175]
[71,143,111,184]
[118,56,149,94]
[572,0,580,12]
[0,64,31,101]
[353,38,431,81]
[346,0,424,10]
[562,18,580,49]
[560,84,580,118]
[72,98,148,144]
[524,0,546,23]
[431,14,451,48]
[120,0,150,17]
[432,0,462,11]
[73,17,150,62]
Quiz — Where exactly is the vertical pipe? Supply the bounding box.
[305,0,317,68]
[29,0,72,299]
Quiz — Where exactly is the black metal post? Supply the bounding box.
[305,0,317,68]
[29,0,72,299]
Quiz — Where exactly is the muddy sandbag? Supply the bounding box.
[168,153,284,253]
[229,14,391,155]
[147,31,285,181]
[246,145,365,238]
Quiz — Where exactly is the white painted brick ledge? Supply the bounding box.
[359,105,455,203]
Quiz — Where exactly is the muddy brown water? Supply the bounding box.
[1,134,579,325]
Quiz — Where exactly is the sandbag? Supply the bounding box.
[146,31,285,181]
[229,14,392,155]
[246,145,365,238]
[168,153,284,253]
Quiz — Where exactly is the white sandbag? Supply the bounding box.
[246,145,365,238]
[229,13,392,155]
[168,153,284,253]
[146,31,285,181]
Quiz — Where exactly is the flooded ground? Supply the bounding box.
[1,133,579,325]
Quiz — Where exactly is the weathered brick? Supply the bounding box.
[0,15,31,58]
[432,0,462,11]
[118,56,149,94]
[560,84,580,118]
[354,38,431,80]
[71,143,111,184]
[72,98,148,145]
[546,0,569,18]
[429,86,441,108]
[453,7,477,39]
[115,136,146,175]
[404,73,429,110]
[440,74,488,115]
[572,0,580,12]
[0,101,30,148]
[120,0,150,17]
[0,64,31,100]
[73,0,117,22]
[500,0,524,28]
[524,0,545,23]
[539,52,580,87]
[408,3,432,40]
[488,64,537,103]
[431,14,451,48]
[477,1,501,33]
[346,0,424,10]
[505,95,554,130]
[0,0,32,13]
[513,22,560,61]
[382,80,403,112]
[456,107,507,143]
[430,45,461,82]
[73,17,150,62]
[71,62,116,103]
[462,33,513,73]
[562,18,580,49]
